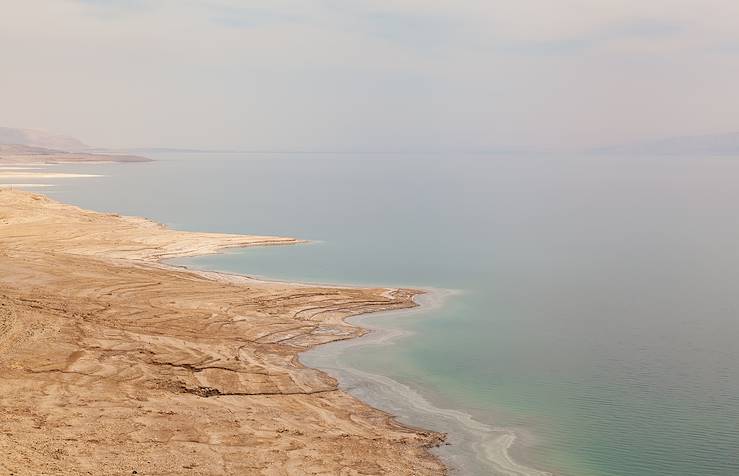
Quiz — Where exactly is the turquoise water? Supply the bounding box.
[44,153,739,475]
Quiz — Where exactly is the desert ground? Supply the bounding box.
[0,189,445,475]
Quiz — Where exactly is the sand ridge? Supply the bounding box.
[0,189,446,475]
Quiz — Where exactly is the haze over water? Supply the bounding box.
[48,153,739,475]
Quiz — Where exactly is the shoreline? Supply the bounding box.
[1,186,549,475]
[46,191,552,476]
[299,290,553,476]
[173,251,553,476]
[175,251,552,476]
[0,189,446,474]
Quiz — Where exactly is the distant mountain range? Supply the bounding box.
[0,143,151,164]
[0,127,89,151]
[0,127,150,163]
[594,132,739,156]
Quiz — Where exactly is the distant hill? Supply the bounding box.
[594,132,739,156]
[0,143,151,164]
[0,144,65,155]
[0,127,88,151]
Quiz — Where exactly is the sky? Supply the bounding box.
[1,0,739,151]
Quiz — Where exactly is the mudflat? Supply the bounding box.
[0,189,445,475]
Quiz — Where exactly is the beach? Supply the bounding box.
[0,188,445,474]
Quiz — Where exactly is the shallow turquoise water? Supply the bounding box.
[47,153,739,475]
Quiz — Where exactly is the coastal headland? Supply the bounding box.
[0,143,151,164]
[0,189,445,475]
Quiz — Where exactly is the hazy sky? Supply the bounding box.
[2,0,739,151]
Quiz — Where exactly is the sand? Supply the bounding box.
[0,189,445,475]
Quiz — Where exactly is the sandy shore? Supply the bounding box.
[0,189,445,475]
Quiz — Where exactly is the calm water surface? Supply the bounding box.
[41,153,739,475]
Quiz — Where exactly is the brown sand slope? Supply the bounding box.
[0,190,445,475]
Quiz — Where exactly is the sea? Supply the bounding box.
[11,152,739,475]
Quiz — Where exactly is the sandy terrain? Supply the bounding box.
[0,189,445,475]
